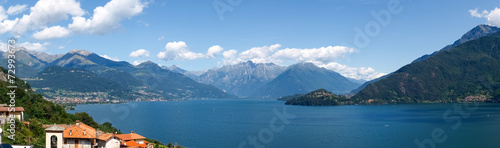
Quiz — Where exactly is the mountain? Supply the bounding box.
[27,66,131,99]
[351,25,500,93]
[256,62,361,98]
[163,65,199,80]
[197,61,286,97]
[350,73,390,94]
[0,49,235,100]
[346,77,366,85]
[413,24,500,63]
[352,31,500,104]
[133,61,236,99]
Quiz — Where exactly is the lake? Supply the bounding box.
[67,100,500,148]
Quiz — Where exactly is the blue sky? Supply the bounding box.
[0,0,499,80]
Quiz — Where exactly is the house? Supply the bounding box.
[45,121,96,148]
[0,104,24,125]
[115,132,152,148]
[44,122,153,148]
[62,121,96,148]
[96,133,120,148]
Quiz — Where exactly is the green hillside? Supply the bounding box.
[352,31,500,104]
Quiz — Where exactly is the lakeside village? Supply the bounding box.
[0,104,162,148]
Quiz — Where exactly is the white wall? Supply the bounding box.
[45,132,63,148]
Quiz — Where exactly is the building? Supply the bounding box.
[115,132,152,148]
[44,121,152,148]
[62,121,96,148]
[45,121,95,148]
[0,104,24,125]
[96,133,120,148]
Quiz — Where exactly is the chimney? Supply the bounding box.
[131,131,133,133]
[76,120,80,126]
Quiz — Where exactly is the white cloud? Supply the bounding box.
[58,46,65,49]
[157,41,204,61]
[68,0,147,35]
[157,41,225,61]
[32,25,71,40]
[19,42,50,51]
[206,45,223,59]
[222,44,355,65]
[223,49,237,59]
[7,4,28,15]
[0,41,6,52]
[0,18,18,34]
[129,49,150,57]
[319,62,386,81]
[11,0,85,35]
[158,35,164,41]
[470,8,500,27]
[100,55,120,61]
[0,6,7,21]
[273,46,355,64]
[232,44,282,63]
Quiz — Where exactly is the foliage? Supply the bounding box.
[285,89,357,106]
[353,31,500,104]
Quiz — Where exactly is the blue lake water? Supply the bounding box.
[67,100,500,148]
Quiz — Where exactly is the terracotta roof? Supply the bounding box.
[123,140,147,148]
[0,107,24,112]
[97,133,114,141]
[115,133,146,141]
[63,121,96,139]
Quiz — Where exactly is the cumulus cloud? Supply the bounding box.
[206,45,223,59]
[7,4,28,15]
[100,55,120,61]
[68,0,147,35]
[157,41,225,61]
[222,44,356,65]
[0,0,148,40]
[470,8,500,27]
[129,49,150,57]
[157,41,204,61]
[32,25,71,40]
[0,6,7,21]
[318,62,386,81]
[273,46,355,64]
[11,0,84,35]
[19,42,50,51]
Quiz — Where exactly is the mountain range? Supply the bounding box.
[291,24,500,105]
[1,48,364,100]
[352,27,500,103]
[1,49,236,100]
[350,24,500,94]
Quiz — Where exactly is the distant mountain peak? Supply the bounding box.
[68,49,92,56]
[136,60,160,68]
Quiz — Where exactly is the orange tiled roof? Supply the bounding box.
[0,107,24,112]
[97,133,114,141]
[115,132,146,141]
[123,140,148,148]
[63,121,96,139]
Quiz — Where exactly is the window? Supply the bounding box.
[51,135,57,148]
